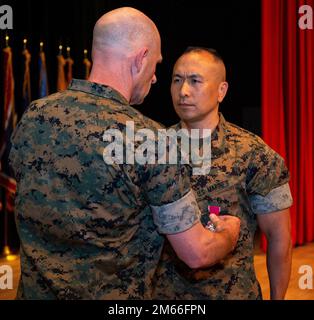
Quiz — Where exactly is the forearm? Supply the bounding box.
[257,208,292,300]
[196,229,234,268]
[167,221,238,269]
[266,235,292,300]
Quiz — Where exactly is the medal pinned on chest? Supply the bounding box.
[206,205,221,232]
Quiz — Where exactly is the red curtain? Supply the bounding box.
[261,0,314,250]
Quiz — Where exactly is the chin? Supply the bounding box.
[130,96,144,105]
[176,111,196,121]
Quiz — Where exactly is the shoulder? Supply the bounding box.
[224,120,277,156]
[125,108,165,130]
[225,121,263,145]
[28,92,65,109]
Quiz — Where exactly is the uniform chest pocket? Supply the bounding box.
[209,181,237,202]
[195,180,239,217]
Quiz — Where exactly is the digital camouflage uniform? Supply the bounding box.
[153,114,292,300]
[9,79,200,300]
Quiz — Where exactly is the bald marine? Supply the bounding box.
[89,7,162,105]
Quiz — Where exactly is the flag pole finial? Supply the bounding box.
[23,38,27,50]
[84,49,88,58]
[59,44,63,55]
[5,35,9,47]
[67,46,71,58]
[40,42,44,52]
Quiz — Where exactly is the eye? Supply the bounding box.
[172,77,181,83]
[191,79,200,84]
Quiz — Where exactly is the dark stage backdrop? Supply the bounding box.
[0,0,261,250]
[1,0,261,129]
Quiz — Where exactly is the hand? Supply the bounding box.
[209,214,241,251]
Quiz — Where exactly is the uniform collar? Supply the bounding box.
[211,113,226,151]
[176,113,227,152]
[68,79,129,105]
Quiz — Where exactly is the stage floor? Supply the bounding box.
[1,242,314,300]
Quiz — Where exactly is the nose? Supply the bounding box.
[179,80,190,97]
[152,74,157,84]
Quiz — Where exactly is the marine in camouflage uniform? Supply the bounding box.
[9,79,200,299]
[153,113,293,300]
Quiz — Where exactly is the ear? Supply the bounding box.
[218,82,228,103]
[131,47,148,75]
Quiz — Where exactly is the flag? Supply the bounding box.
[83,56,91,80]
[0,173,16,194]
[66,56,74,85]
[0,172,16,211]
[39,50,49,98]
[0,173,16,212]
[0,47,17,256]
[22,48,31,112]
[0,46,17,220]
[0,46,16,162]
[57,54,67,91]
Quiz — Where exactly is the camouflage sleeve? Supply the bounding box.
[249,183,293,214]
[246,140,290,197]
[136,160,201,234]
[9,113,30,180]
[150,190,201,234]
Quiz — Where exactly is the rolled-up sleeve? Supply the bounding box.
[249,183,293,214]
[150,190,201,234]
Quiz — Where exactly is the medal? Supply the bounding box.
[206,206,221,231]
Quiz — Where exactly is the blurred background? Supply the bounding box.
[0,0,313,299]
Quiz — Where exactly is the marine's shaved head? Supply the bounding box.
[88,7,162,105]
[92,7,160,57]
[179,47,226,82]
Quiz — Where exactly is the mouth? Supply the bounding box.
[177,103,195,108]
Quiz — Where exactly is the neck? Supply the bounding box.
[88,60,132,102]
[182,108,220,133]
